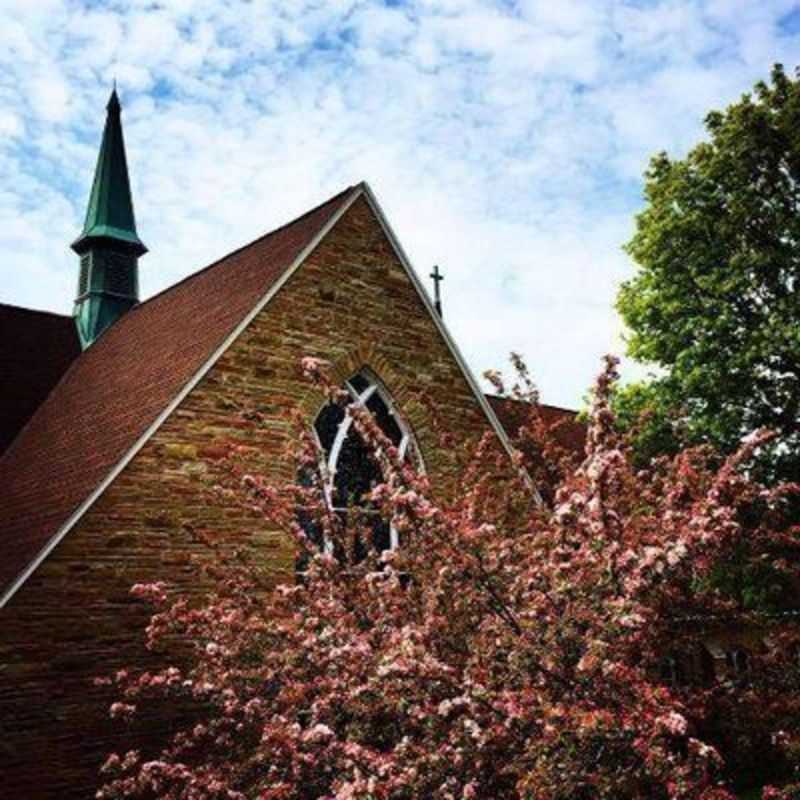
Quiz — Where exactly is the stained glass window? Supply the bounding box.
[726,648,751,683]
[308,369,420,557]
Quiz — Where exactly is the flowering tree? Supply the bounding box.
[485,352,586,505]
[98,357,800,799]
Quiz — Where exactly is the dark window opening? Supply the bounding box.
[726,648,751,682]
[659,654,687,687]
[299,369,420,561]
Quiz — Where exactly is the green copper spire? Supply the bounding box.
[72,89,147,348]
[72,89,146,255]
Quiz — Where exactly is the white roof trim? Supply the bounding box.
[0,187,362,609]
[357,182,541,504]
[1,181,540,608]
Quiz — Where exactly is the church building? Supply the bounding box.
[0,91,583,797]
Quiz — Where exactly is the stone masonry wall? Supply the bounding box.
[0,197,509,798]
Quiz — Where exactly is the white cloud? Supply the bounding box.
[0,0,798,407]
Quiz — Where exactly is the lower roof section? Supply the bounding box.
[0,304,81,456]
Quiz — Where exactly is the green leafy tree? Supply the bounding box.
[617,64,800,482]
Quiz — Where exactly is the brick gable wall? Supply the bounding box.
[0,197,507,797]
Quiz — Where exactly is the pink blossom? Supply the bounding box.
[656,711,689,737]
[97,355,800,800]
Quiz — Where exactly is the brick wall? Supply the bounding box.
[0,197,508,797]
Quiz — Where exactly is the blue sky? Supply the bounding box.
[1,0,799,407]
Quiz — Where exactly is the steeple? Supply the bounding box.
[72,88,147,348]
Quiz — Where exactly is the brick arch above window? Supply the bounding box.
[296,345,430,455]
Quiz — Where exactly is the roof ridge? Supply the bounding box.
[131,185,358,313]
[485,392,578,416]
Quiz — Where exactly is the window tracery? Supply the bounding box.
[307,369,420,558]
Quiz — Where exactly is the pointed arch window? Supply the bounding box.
[725,647,751,683]
[658,653,687,688]
[310,369,421,556]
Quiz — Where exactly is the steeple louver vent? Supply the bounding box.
[78,254,90,296]
[104,253,136,296]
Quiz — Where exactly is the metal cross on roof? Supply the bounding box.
[429,264,444,317]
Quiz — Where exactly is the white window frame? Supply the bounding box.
[313,369,422,553]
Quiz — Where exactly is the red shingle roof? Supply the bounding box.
[0,305,81,456]
[0,185,357,601]
[486,394,587,458]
